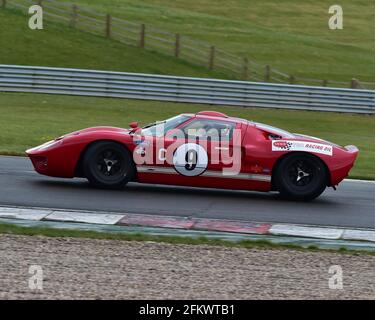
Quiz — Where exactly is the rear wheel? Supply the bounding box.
[274,153,328,201]
[83,141,135,189]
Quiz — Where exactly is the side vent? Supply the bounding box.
[269,134,282,140]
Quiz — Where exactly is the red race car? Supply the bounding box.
[26,111,359,200]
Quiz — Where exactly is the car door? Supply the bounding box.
[176,118,241,175]
[137,117,243,188]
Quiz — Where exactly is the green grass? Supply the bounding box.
[2,1,375,83]
[0,221,373,255]
[0,92,374,179]
[0,8,227,78]
[55,0,375,83]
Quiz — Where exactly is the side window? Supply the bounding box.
[181,119,236,141]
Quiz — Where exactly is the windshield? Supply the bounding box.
[142,115,191,137]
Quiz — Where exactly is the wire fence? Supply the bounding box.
[1,0,371,88]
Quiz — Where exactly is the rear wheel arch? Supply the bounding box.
[271,152,331,190]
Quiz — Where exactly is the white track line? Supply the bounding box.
[344,179,375,184]
[269,224,343,240]
[45,211,125,225]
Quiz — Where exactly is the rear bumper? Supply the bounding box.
[344,145,359,154]
[330,145,359,186]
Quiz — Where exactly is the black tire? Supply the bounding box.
[274,153,328,201]
[83,141,135,189]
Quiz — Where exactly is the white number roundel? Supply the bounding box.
[173,143,208,176]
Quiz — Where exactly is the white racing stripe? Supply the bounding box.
[344,179,375,184]
[202,170,271,182]
[136,165,271,182]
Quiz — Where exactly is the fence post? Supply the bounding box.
[350,78,359,89]
[174,34,180,58]
[208,46,215,70]
[289,75,295,84]
[265,65,271,82]
[1,0,6,9]
[322,80,328,87]
[106,14,112,38]
[242,57,249,80]
[139,24,146,48]
[70,4,78,28]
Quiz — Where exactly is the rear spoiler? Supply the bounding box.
[344,145,359,153]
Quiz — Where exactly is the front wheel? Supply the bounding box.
[83,141,135,189]
[274,153,328,201]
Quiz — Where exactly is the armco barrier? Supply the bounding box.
[0,65,374,114]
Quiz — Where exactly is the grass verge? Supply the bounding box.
[0,92,374,179]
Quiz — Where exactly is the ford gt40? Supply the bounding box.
[26,111,359,200]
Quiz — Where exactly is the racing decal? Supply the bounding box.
[272,140,333,156]
[172,143,208,176]
[272,141,293,150]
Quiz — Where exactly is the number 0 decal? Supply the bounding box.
[173,143,208,176]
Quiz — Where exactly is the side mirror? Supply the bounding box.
[129,122,139,129]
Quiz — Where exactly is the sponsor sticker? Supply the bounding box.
[272,140,333,156]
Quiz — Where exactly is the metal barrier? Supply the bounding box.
[0,64,374,114]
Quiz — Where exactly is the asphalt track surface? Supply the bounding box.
[0,156,374,229]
